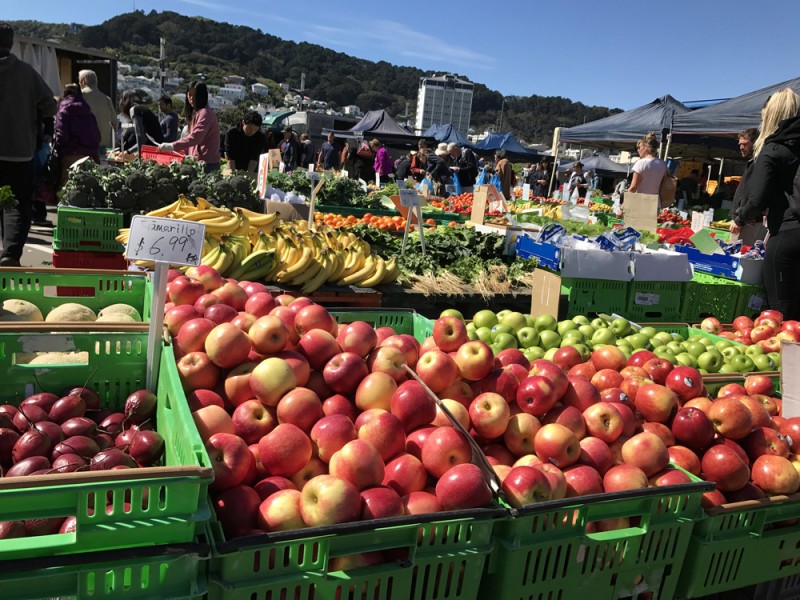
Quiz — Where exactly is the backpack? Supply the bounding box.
[659,173,678,208]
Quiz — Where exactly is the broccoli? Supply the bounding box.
[62,189,91,208]
[108,189,137,210]
[212,179,235,202]
[136,190,162,211]
[156,179,179,204]
[187,180,209,199]
[126,171,150,194]
[231,176,252,195]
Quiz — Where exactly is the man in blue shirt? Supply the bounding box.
[158,96,179,142]
[318,132,341,170]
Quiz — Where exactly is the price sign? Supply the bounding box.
[522,183,531,201]
[126,216,206,266]
[305,170,320,181]
[125,215,207,391]
[399,189,420,207]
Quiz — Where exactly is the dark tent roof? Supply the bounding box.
[560,95,690,149]
[558,155,631,177]
[673,76,800,134]
[421,123,471,146]
[471,132,540,161]
[323,109,425,145]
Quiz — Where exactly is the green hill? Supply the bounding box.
[10,11,620,144]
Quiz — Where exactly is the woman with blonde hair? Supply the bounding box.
[628,131,668,196]
[733,87,800,318]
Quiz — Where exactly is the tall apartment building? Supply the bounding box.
[414,74,474,136]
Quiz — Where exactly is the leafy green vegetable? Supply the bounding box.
[0,185,18,211]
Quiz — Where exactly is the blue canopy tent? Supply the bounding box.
[558,154,631,177]
[421,123,471,146]
[471,132,540,161]
[322,109,429,147]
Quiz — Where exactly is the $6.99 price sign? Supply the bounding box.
[125,215,206,267]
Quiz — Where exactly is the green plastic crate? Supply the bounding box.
[205,508,502,600]
[683,273,740,324]
[560,278,629,318]
[677,493,800,597]
[53,207,126,253]
[331,308,434,342]
[0,268,151,322]
[0,543,207,600]
[480,469,712,600]
[627,281,685,322]
[734,283,769,319]
[0,330,212,560]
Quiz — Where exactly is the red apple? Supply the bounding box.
[563,465,603,497]
[454,340,494,381]
[534,423,580,468]
[701,444,750,492]
[322,394,358,421]
[603,464,649,492]
[168,276,205,306]
[642,358,674,386]
[299,475,361,527]
[250,357,297,407]
[504,413,542,457]
[741,427,791,461]
[275,350,311,388]
[561,376,600,412]
[382,453,427,496]
[501,465,551,507]
[516,376,559,417]
[432,316,468,352]
[249,315,290,355]
[257,488,305,532]
[294,304,336,336]
[744,375,775,397]
[276,388,324,433]
[542,405,586,439]
[435,463,492,510]
[668,445,701,475]
[360,486,404,520]
[231,400,277,445]
[495,348,530,369]
[186,389,224,412]
[421,427,472,478]
[405,427,435,460]
[164,305,200,338]
[665,366,704,402]
[193,405,235,442]
[621,432,669,477]
[296,329,341,370]
[245,292,277,318]
[671,407,715,450]
[416,350,459,393]
[323,352,369,395]
[635,384,678,423]
[628,350,657,368]
[469,392,511,440]
[578,436,613,475]
[214,485,261,538]
[552,346,584,372]
[568,362,597,382]
[591,369,624,392]
[733,316,754,332]
[174,318,217,358]
[310,414,357,463]
[177,351,220,392]
[708,397,754,440]
[211,281,248,311]
[205,322,252,369]
[258,423,312,478]
[358,411,406,461]
[700,317,722,334]
[582,402,623,443]
[329,439,385,490]
[591,345,627,372]
[529,360,569,399]
[337,321,378,358]
[206,433,252,491]
[391,381,436,432]
[403,491,442,515]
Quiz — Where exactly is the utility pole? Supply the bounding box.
[498,98,505,132]
[159,37,166,98]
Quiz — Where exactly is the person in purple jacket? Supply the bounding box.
[370,139,393,184]
[160,81,220,172]
[54,84,100,186]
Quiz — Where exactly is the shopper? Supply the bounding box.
[733,88,800,319]
[160,81,220,172]
[410,140,429,182]
[78,69,116,153]
[120,90,164,153]
[0,22,57,266]
[54,84,101,186]
[628,132,668,198]
[278,125,299,171]
[318,132,341,170]
[158,95,180,142]
[427,143,452,196]
[567,162,588,199]
[730,127,766,244]
[370,139,393,183]
[298,133,316,171]
[494,149,515,200]
[447,142,478,190]
[224,111,266,173]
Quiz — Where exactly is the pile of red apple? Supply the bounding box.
[700,310,800,350]
[0,387,164,538]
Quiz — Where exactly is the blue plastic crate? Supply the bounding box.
[515,235,560,271]
[674,244,740,279]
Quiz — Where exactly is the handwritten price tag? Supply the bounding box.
[399,189,420,207]
[125,215,206,266]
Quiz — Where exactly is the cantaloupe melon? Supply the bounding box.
[96,313,137,323]
[16,351,89,365]
[0,299,44,322]
[45,303,97,323]
[97,303,142,322]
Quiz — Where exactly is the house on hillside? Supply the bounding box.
[251,83,270,97]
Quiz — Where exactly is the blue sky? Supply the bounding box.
[8,0,800,110]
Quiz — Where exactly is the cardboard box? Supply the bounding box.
[265,200,310,221]
[631,248,693,282]
[560,242,632,281]
[737,256,764,285]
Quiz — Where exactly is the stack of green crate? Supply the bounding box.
[53,207,125,253]
[626,280,685,322]
[560,277,629,318]
[682,272,741,323]
[331,308,434,341]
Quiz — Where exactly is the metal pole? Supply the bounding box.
[499,98,505,131]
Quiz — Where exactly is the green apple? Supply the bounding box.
[667,341,685,356]
[715,340,733,352]
[538,330,562,351]
[491,324,514,339]
[516,327,540,348]
[523,347,545,361]
[752,354,776,372]
[654,347,677,364]
[466,322,476,336]
[578,324,596,339]
[543,348,559,361]
[627,333,651,350]
[768,352,781,368]
[473,309,499,330]
[440,309,465,321]
[745,345,764,357]
[534,314,558,332]
[500,311,528,332]
[672,333,685,343]
[492,332,518,350]
[690,336,714,348]
[572,315,590,326]
[610,318,632,336]
[616,340,634,356]
[467,328,478,341]
[675,352,697,367]
[697,351,723,373]
[475,327,493,344]
[684,341,707,358]
[525,315,537,328]
[591,318,607,329]
[557,320,578,337]
[721,346,742,360]
[562,330,586,344]
[562,342,591,360]
[639,326,657,339]
[650,338,665,349]
[653,332,674,345]
[591,328,617,346]
[718,364,739,374]
[729,354,756,373]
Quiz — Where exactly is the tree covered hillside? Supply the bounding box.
[11,11,620,144]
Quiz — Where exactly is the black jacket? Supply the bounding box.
[455,148,478,185]
[731,159,754,215]
[735,115,800,234]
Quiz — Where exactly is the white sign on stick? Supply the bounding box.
[126,216,206,391]
[399,189,421,207]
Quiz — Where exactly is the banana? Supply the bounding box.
[380,256,399,284]
[302,252,335,294]
[357,256,386,288]
[341,249,366,278]
[275,246,314,282]
[237,207,279,227]
[326,251,346,283]
[231,213,251,237]
[288,254,325,286]
[146,198,184,218]
[215,245,235,275]
[200,212,239,233]
[228,250,275,281]
[181,209,226,222]
[337,255,375,286]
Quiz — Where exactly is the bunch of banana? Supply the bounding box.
[711,219,733,229]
